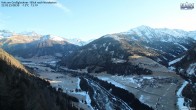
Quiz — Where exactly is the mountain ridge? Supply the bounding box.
[0,33,80,58]
[61,26,196,75]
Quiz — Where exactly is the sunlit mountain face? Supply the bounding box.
[0,32,79,58]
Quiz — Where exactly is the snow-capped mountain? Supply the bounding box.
[121,25,196,42]
[66,38,87,46]
[120,26,196,62]
[19,31,40,37]
[66,38,94,46]
[62,26,196,74]
[40,35,66,42]
[0,31,79,58]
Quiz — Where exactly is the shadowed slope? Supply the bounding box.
[0,48,78,110]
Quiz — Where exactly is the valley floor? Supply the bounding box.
[91,73,183,110]
[17,56,184,110]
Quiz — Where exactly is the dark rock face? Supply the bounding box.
[0,48,78,110]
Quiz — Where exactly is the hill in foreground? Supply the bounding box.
[0,48,78,110]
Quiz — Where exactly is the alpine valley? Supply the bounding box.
[0,26,196,110]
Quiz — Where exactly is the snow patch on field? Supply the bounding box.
[177,81,189,110]
[143,76,153,80]
[98,75,155,90]
[127,77,137,83]
[98,77,126,89]
[74,91,93,110]
[85,92,91,105]
[139,95,144,103]
[74,92,92,105]
[168,66,176,72]
[77,78,81,89]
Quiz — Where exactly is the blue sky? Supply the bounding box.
[0,0,196,41]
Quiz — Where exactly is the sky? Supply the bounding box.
[0,0,196,41]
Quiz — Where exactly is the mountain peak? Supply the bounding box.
[121,25,196,42]
[126,25,155,38]
[20,31,39,36]
[41,35,65,41]
[134,25,153,30]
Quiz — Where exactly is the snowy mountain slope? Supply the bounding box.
[0,30,88,45]
[123,25,196,42]
[62,26,196,74]
[40,35,66,42]
[62,36,157,75]
[121,26,196,64]
[66,38,87,46]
